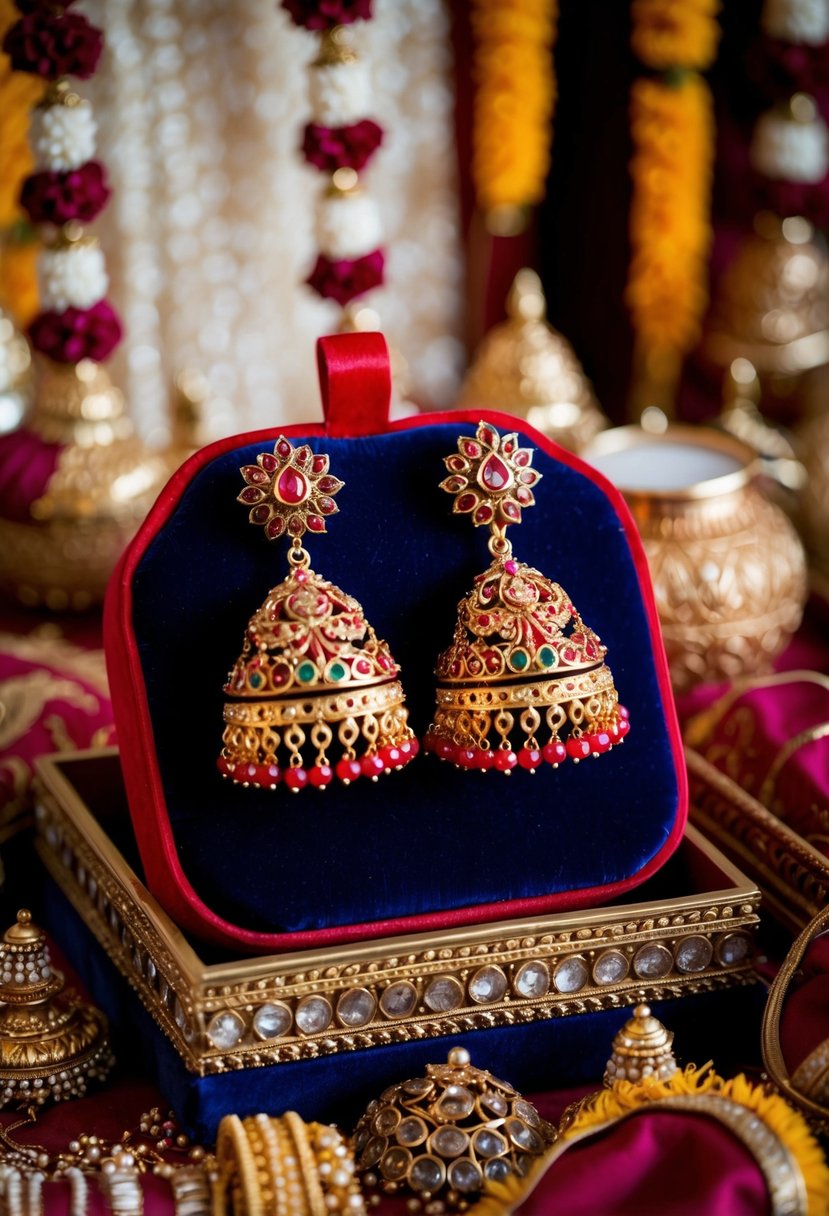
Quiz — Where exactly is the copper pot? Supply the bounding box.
[583,426,808,692]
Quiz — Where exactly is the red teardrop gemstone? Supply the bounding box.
[317,476,339,492]
[306,515,325,532]
[456,493,478,512]
[473,504,494,524]
[276,467,309,504]
[261,453,278,471]
[514,449,530,467]
[501,500,520,521]
[251,505,271,523]
[266,516,285,538]
[318,496,337,515]
[312,454,328,473]
[240,486,264,503]
[462,440,481,458]
[479,454,512,492]
[276,439,292,458]
[478,425,498,448]
[295,446,310,466]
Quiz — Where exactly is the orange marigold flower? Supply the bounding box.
[471,0,558,218]
[631,0,721,72]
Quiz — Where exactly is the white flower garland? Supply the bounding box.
[762,0,829,45]
[38,243,109,312]
[314,191,383,260]
[309,59,371,127]
[751,107,829,182]
[31,100,97,173]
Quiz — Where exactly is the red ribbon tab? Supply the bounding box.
[316,332,392,437]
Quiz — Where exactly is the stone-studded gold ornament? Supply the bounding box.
[0,357,167,610]
[0,909,113,1108]
[353,1047,556,1211]
[457,269,608,453]
[603,1004,678,1088]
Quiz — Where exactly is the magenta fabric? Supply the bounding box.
[513,1111,770,1216]
[0,427,62,523]
[687,674,829,846]
[780,937,829,1074]
[0,607,114,815]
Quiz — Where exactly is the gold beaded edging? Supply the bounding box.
[34,751,760,1078]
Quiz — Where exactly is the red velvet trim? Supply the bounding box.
[317,332,391,436]
[105,407,686,954]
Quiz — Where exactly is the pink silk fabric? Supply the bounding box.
[684,673,829,849]
[511,1111,770,1216]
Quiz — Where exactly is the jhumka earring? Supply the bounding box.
[218,436,416,792]
[424,421,630,773]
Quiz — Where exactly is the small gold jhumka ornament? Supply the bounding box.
[354,1046,555,1211]
[0,910,113,1108]
[424,422,629,772]
[218,436,416,792]
[603,1004,678,1088]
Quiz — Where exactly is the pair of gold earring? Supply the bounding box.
[217,422,630,793]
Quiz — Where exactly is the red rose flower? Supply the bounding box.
[302,120,383,173]
[306,249,384,305]
[21,161,110,226]
[29,300,122,364]
[281,0,372,31]
[3,10,102,80]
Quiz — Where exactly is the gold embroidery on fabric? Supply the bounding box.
[0,671,99,751]
[0,626,109,696]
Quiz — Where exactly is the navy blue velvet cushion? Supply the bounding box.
[130,421,679,932]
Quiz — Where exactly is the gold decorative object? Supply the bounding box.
[0,908,113,1107]
[583,424,808,692]
[719,358,805,493]
[704,214,829,392]
[0,357,167,610]
[0,306,32,436]
[35,750,761,1078]
[424,421,629,771]
[217,434,416,791]
[353,1046,555,1209]
[457,270,608,453]
[603,1003,678,1088]
[216,1111,365,1216]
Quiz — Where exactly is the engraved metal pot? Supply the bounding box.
[583,425,808,692]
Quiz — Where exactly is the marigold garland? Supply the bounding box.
[626,0,720,409]
[0,0,43,323]
[470,0,557,228]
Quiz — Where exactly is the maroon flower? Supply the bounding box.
[3,10,102,80]
[306,249,384,305]
[29,300,122,364]
[281,0,372,31]
[21,161,110,226]
[302,120,383,173]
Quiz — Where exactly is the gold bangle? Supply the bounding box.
[283,1113,327,1216]
[307,1123,366,1216]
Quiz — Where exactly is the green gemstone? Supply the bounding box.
[297,662,316,683]
[329,662,346,682]
[539,646,556,668]
[511,650,529,671]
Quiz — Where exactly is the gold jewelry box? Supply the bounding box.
[34,747,761,1116]
[688,747,829,933]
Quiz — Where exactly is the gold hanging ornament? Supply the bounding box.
[423,422,629,772]
[0,909,113,1108]
[218,435,417,792]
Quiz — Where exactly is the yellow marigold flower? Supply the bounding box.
[471,0,558,220]
[631,0,721,72]
[626,75,715,355]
